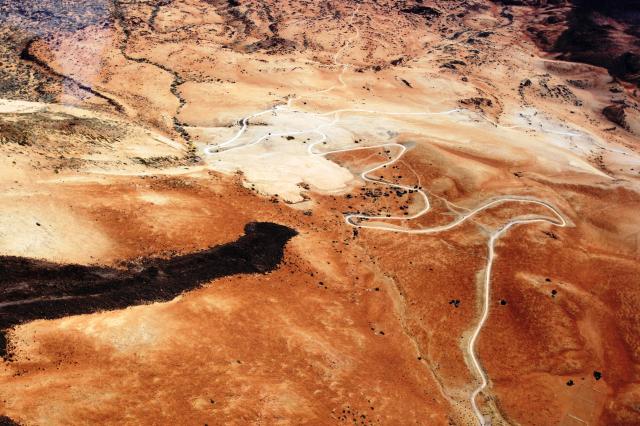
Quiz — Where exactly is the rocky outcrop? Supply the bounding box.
[401,6,442,18]
[602,103,640,134]
[603,104,628,129]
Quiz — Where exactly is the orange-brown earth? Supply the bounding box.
[1,1,640,425]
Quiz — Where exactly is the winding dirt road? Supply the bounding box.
[202,7,569,425]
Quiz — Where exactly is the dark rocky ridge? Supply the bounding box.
[401,6,442,18]
[0,0,111,35]
[0,222,297,358]
[603,104,629,130]
[495,0,640,86]
[0,416,19,426]
[554,0,640,85]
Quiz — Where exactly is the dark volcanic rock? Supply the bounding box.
[0,0,112,35]
[460,97,493,108]
[0,416,20,426]
[603,104,630,129]
[459,97,497,112]
[0,222,297,358]
[245,37,297,53]
[401,6,442,18]
[496,0,640,85]
[611,53,640,85]
[494,0,567,4]
[553,1,640,84]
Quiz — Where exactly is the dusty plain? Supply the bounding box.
[0,0,640,425]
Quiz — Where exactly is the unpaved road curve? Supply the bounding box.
[469,215,566,425]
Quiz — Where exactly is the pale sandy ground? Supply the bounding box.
[0,99,187,262]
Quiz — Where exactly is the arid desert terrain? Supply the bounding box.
[0,0,640,425]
